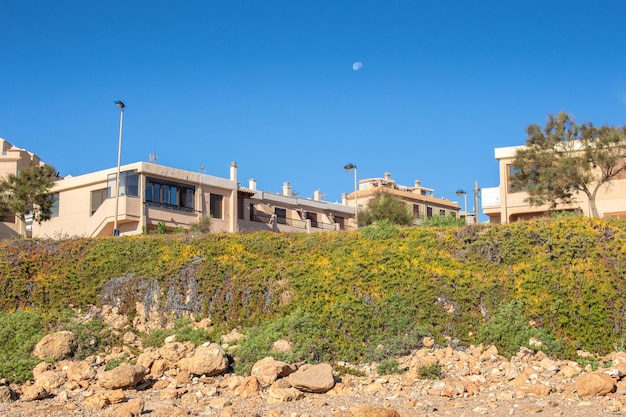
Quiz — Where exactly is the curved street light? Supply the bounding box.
[344,163,358,227]
[455,189,467,215]
[113,101,125,236]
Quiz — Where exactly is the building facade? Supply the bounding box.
[0,138,47,239]
[342,171,460,223]
[32,161,355,238]
[483,145,626,224]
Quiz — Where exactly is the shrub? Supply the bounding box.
[0,310,45,382]
[420,214,466,227]
[377,358,401,375]
[142,317,215,348]
[360,220,400,240]
[418,363,442,379]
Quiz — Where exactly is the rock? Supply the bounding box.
[113,397,145,417]
[32,362,53,380]
[104,389,126,405]
[136,347,161,371]
[267,387,303,404]
[159,342,194,363]
[221,329,246,344]
[20,384,49,401]
[288,363,335,393]
[251,357,293,385]
[0,386,17,402]
[65,360,97,382]
[34,370,65,390]
[560,364,583,379]
[177,343,229,376]
[348,405,402,417]
[98,364,147,389]
[32,331,77,361]
[238,376,261,398]
[271,339,293,354]
[574,372,615,397]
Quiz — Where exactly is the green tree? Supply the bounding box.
[358,192,412,226]
[0,164,57,237]
[510,112,626,218]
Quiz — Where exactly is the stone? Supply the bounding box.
[20,384,49,401]
[65,360,97,382]
[32,362,53,380]
[560,364,582,379]
[288,363,335,393]
[267,387,304,403]
[271,339,293,354]
[32,331,77,361]
[98,364,147,390]
[177,343,229,376]
[113,397,145,417]
[159,342,194,363]
[238,376,261,398]
[34,370,65,390]
[0,386,17,402]
[221,329,246,344]
[574,372,615,397]
[251,357,293,385]
[348,405,402,417]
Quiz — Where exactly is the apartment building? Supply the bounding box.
[343,171,460,223]
[32,161,355,238]
[483,145,626,224]
[0,138,48,239]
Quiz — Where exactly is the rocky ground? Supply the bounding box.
[1,328,626,417]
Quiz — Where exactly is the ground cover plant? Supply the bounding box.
[0,217,625,382]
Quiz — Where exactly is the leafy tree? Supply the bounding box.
[0,164,57,236]
[358,192,412,226]
[510,112,626,217]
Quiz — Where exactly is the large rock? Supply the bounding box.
[574,372,615,397]
[251,357,293,385]
[288,363,335,393]
[20,384,49,401]
[65,360,97,382]
[238,376,261,398]
[98,364,147,389]
[178,343,229,376]
[159,341,194,364]
[267,387,304,404]
[33,331,77,361]
[348,405,402,417]
[0,386,17,402]
[34,370,65,390]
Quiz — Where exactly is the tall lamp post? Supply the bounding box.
[113,100,125,236]
[455,189,467,217]
[456,181,480,224]
[344,163,358,227]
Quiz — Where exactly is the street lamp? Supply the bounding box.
[113,100,125,236]
[344,163,358,227]
[456,181,480,224]
[456,189,467,215]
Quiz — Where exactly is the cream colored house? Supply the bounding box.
[483,145,626,224]
[343,171,460,223]
[32,161,355,238]
[0,138,47,238]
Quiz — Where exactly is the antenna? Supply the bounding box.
[149,149,158,164]
[199,165,205,173]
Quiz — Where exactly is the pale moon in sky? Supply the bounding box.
[352,61,363,71]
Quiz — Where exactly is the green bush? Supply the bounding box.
[420,214,466,227]
[418,363,442,379]
[0,310,45,382]
[377,358,401,375]
[360,220,400,240]
[142,317,215,348]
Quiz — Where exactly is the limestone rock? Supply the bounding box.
[65,360,97,382]
[238,376,261,398]
[34,370,65,390]
[221,329,246,345]
[159,342,194,364]
[575,372,615,397]
[113,397,145,417]
[251,357,293,385]
[98,364,147,389]
[0,386,17,402]
[348,405,402,417]
[20,384,49,401]
[288,363,335,393]
[177,343,229,376]
[33,331,77,361]
[267,387,303,404]
[271,339,293,354]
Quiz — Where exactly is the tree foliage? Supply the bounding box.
[0,165,57,235]
[511,112,626,217]
[358,192,412,226]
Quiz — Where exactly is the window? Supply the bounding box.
[306,212,318,228]
[91,188,107,215]
[210,194,223,219]
[146,177,195,212]
[426,206,433,218]
[50,193,60,218]
[440,209,446,216]
[413,204,420,218]
[275,207,287,224]
[108,170,140,198]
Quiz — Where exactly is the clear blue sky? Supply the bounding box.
[2,1,626,215]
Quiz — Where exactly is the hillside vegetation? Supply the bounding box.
[1,217,626,380]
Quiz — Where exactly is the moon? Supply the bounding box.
[352,61,363,71]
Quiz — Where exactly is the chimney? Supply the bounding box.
[229,161,237,182]
[341,193,347,205]
[248,178,257,190]
[314,190,322,201]
[282,182,291,196]
[384,172,391,180]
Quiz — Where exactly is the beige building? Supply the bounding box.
[343,171,460,223]
[483,145,626,224]
[0,138,47,239]
[32,161,355,238]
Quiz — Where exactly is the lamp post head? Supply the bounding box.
[115,101,125,109]
[344,163,356,171]
[456,189,466,196]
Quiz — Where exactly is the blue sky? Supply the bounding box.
[2,1,626,216]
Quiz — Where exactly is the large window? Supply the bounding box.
[91,188,107,215]
[210,194,223,219]
[146,177,195,212]
[275,207,287,224]
[107,170,139,198]
[50,193,59,218]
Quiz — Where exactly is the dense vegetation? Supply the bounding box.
[1,217,625,381]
